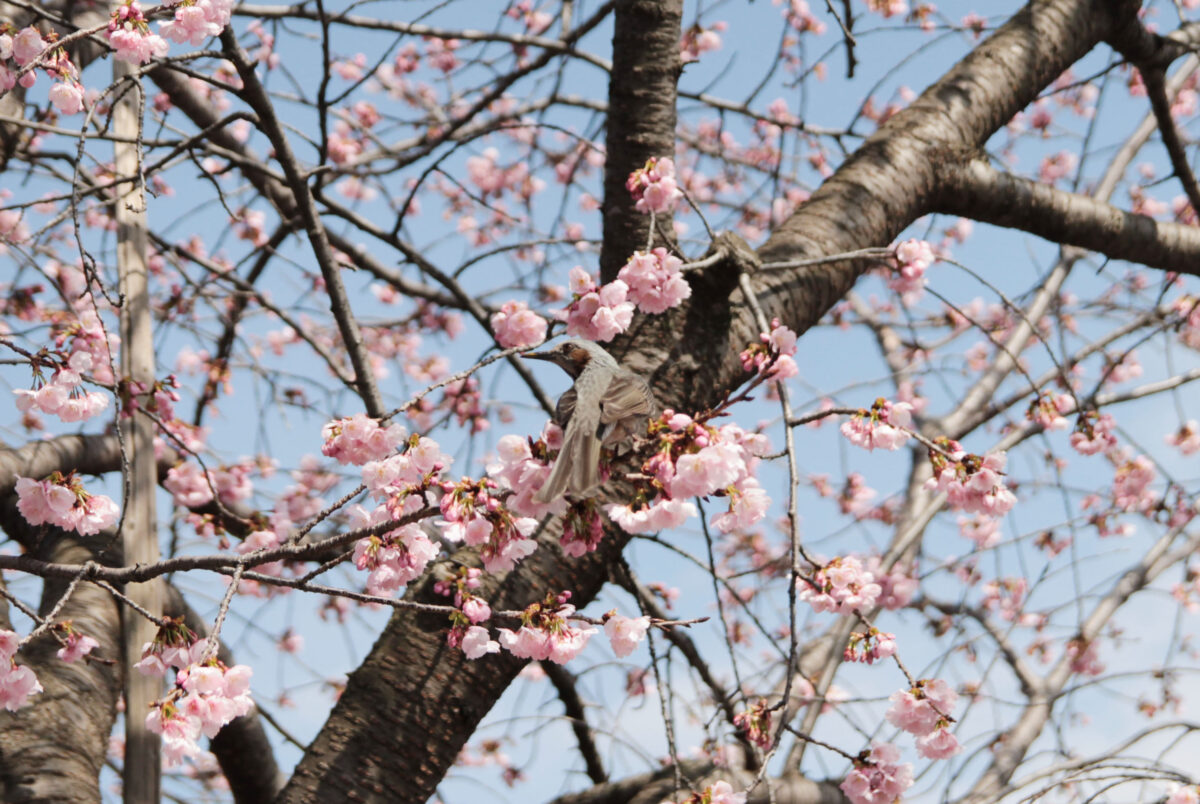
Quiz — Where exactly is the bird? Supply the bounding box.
[522,339,656,503]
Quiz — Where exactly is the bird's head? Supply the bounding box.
[522,339,614,378]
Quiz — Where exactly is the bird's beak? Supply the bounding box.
[522,349,554,362]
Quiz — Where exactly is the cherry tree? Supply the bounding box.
[1,0,1200,803]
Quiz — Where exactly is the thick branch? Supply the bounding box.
[599,0,681,281]
[936,158,1200,276]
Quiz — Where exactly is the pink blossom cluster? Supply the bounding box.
[163,460,256,509]
[1166,421,1200,455]
[679,22,725,63]
[465,147,539,199]
[15,472,119,536]
[360,435,449,500]
[844,627,897,665]
[885,678,962,760]
[783,0,827,35]
[488,430,560,518]
[841,398,914,451]
[13,352,109,423]
[1112,455,1157,513]
[557,267,635,342]
[321,413,408,465]
[349,504,440,597]
[441,377,490,434]
[1167,785,1200,804]
[1038,150,1077,184]
[146,660,254,765]
[616,248,692,313]
[59,311,118,383]
[438,568,503,660]
[888,238,935,300]
[0,630,42,711]
[1069,410,1117,455]
[799,556,882,615]
[1026,392,1072,431]
[55,624,100,663]
[606,413,770,535]
[1173,295,1200,350]
[495,592,597,665]
[491,300,548,348]
[107,2,169,65]
[1,27,46,92]
[980,577,1027,622]
[924,443,1016,516]
[690,781,746,804]
[49,80,85,115]
[439,478,539,573]
[159,0,234,47]
[867,0,908,18]
[864,556,918,610]
[732,699,772,750]
[958,514,1002,549]
[834,472,876,518]
[626,157,683,215]
[1066,638,1104,677]
[561,500,606,557]
[603,613,650,657]
[840,742,914,804]
[739,318,799,379]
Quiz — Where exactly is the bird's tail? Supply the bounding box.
[534,424,602,504]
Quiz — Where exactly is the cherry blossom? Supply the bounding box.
[495,594,597,665]
[617,248,692,313]
[1166,421,1200,456]
[1069,410,1117,455]
[626,157,683,215]
[13,352,109,423]
[159,0,234,47]
[438,478,539,573]
[916,726,962,760]
[107,2,169,65]
[799,556,882,615]
[350,504,439,597]
[1167,785,1200,804]
[10,27,45,67]
[740,317,799,379]
[841,398,914,451]
[680,23,725,63]
[461,626,500,659]
[885,678,958,737]
[0,630,41,711]
[321,414,408,465]
[731,698,773,750]
[889,238,935,300]
[603,613,650,657]
[924,444,1016,517]
[840,742,914,804]
[15,472,119,536]
[49,81,85,115]
[557,268,635,342]
[56,628,100,663]
[491,301,548,348]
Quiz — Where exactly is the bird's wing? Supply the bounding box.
[599,371,654,425]
[554,386,577,428]
[597,370,655,444]
[534,367,609,503]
